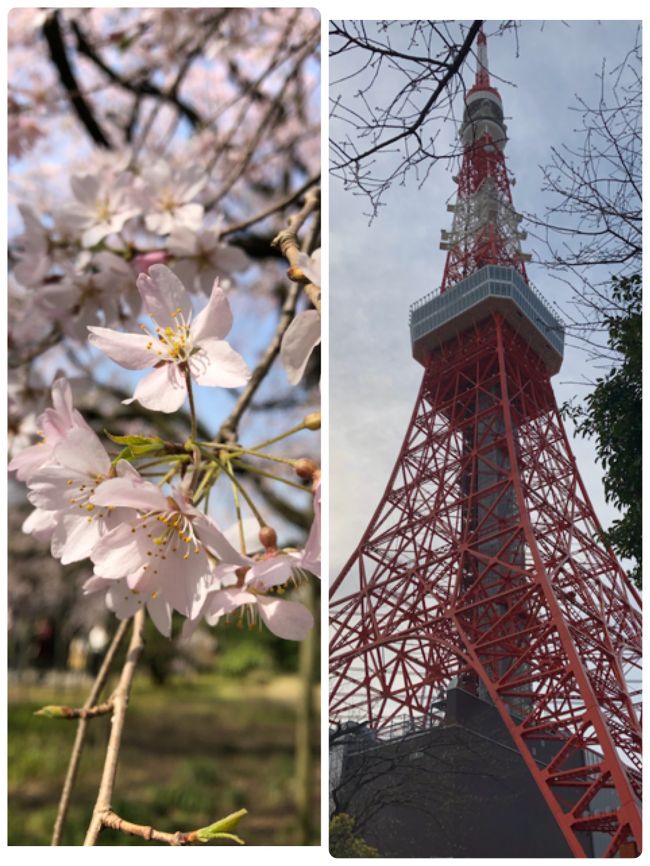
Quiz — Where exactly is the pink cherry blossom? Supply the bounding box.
[63,170,139,248]
[199,554,314,640]
[167,223,248,294]
[132,249,168,276]
[12,205,50,287]
[8,111,43,160]
[140,161,206,235]
[88,264,250,412]
[24,426,125,565]
[89,467,248,618]
[9,377,90,482]
[280,309,321,385]
[40,252,139,340]
[83,576,173,637]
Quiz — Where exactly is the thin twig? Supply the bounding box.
[216,279,302,442]
[272,187,321,313]
[100,807,246,845]
[83,609,146,846]
[37,700,114,721]
[51,619,129,846]
[221,173,321,238]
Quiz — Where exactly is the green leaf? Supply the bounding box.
[194,809,247,844]
[34,705,68,719]
[105,431,163,448]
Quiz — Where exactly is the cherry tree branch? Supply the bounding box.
[272,186,321,313]
[83,609,146,846]
[37,700,114,720]
[51,618,129,846]
[70,18,204,129]
[221,173,321,237]
[100,807,247,845]
[42,10,112,148]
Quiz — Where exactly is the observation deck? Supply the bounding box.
[410,265,564,374]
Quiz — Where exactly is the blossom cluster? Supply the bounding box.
[9,266,320,641]
[10,156,249,349]
[10,375,320,640]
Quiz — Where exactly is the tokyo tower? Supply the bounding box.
[329,28,641,858]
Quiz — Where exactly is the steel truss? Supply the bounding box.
[329,315,642,857]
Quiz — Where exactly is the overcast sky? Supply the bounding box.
[330,19,641,577]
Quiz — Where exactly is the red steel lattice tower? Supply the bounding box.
[329,28,641,858]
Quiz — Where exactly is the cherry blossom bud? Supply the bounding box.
[304,412,321,430]
[259,525,277,550]
[132,250,168,276]
[287,265,307,282]
[294,458,318,480]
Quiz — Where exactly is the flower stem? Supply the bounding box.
[232,460,309,492]
[221,459,265,527]
[249,420,307,452]
[184,367,197,442]
[193,464,219,504]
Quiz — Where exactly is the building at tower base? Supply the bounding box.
[331,686,628,857]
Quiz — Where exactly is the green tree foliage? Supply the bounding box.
[566,274,641,587]
[330,813,379,858]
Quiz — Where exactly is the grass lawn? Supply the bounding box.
[8,672,320,846]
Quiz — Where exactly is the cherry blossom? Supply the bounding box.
[40,252,139,340]
[8,109,43,160]
[88,264,250,412]
[89,467,248,618]
[83,576,173,637]
[280,248,321,385]
[12,205,50,287]
[167,223,249,294]
[140,161,206,236]
[24,426,125,565]
[198,555,314,640]
[62,170,139,248]
[9,377,90,482]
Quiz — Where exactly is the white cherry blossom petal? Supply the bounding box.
[125,365,187,413]
[280,309,321,385]
[53,427,111,477]
[137,264,192,327]
[91,475,168,513]
[191,280,233,341]
[146,592,173,636]
[91,523,150,580]
[257,596,314,640]
[249,555,298,591]
[192,513,250,566]
[23,508,57,540]
[204,588,254,625]
[88,327,155,369]
[190,340,250,388]
[296,249,321,288]
[54,512,104,565]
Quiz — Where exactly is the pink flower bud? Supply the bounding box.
[132,250,168,276]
